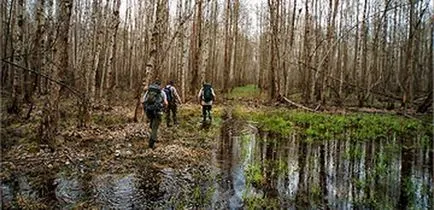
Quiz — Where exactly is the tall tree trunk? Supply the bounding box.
[40,0,73,147]
[268,0,279,100]
[30,0,45,97]
[321,0,339,104]
[0,0,8,87]
[106,0,121,103]
[302,0,312,103]
[90,0,103,102]
[9,0,25,114]
[190,0,202,94]
[209,0,218,86]
[98,1,110,99]
[357,0,368,107]
[402,0,417,110]
[223,0,232,93]
[230,0,239,88]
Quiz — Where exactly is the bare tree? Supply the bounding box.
[106,0,121,102]
[40,0,73,146]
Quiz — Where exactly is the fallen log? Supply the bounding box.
[281,96,316,112]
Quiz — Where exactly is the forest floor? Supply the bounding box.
[0,86,432,208]
[1,99,229,207]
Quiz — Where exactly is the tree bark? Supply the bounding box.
[106,0,121,103]
[223,0,232,93]
[40,0,73,147]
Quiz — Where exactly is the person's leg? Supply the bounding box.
[207,105,212,121]
[149,117,155,148]
[172,104,178,124]
[166,106,171,127]
[202,105,206,122]
[149,115,161,148]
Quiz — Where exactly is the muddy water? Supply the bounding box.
[214,124,433,209]
[1,123,433,209]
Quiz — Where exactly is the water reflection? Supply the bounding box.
[93,174,145,209]
[214,126,433,209]
[55,175,83,207]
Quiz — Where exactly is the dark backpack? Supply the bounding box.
[144,84,163,116]
[203,84,213,103]
[163,85,174,103]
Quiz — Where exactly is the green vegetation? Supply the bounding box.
[227,85,262,100]
[243,195,279,210]
[245,163,263,187]
[234,107,433,141]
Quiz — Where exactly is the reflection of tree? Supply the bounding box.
[319,141,328,208]
[264,137,278,198]
[398,138,413,209]
[364,141,373,202]
[219,122,234,191]
[295,139,308,206]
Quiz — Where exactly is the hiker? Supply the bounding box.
[142,80,168,149]
[163,81,183,127]
[197,83,216,123]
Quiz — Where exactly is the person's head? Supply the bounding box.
[169,80,174,86]
[154,80,161,86]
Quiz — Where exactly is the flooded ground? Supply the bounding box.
[213,121,433,209]
[1,111,433,209]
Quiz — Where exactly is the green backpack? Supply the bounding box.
[203,84,214,103]
[144,84,163,116]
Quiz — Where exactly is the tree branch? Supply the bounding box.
[1,59,83,98]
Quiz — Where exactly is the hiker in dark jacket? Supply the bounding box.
[142,80,168,149]
[163,81,183,127]
[197,83,216,122]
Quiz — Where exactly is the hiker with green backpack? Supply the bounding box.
[197,83,216,123]
[142,80,168,149]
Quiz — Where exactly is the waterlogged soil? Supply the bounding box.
[1,104,227,209]
[1,103,433,209]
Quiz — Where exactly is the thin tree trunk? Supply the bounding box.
[190,0,202,94]
[303,0,312,103]
[223,0,231,93]
[90,0,102,102]
[106,0,121,103]
[268,0,279,100]
[9,0,25,114]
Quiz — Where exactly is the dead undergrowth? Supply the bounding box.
[1,101,223,183]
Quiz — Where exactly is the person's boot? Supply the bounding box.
[166,117,171,127]
[149,138,155,149]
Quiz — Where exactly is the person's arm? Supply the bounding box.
[211,88,216,102]
[161,91,168,107]
[197,88,203,103]
[172,87,182,104]
[141,91,148,104]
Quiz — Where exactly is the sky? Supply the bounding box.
[119,0,265,35]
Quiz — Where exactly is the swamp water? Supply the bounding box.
[1,122,432,209]
[213,124,432,209]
